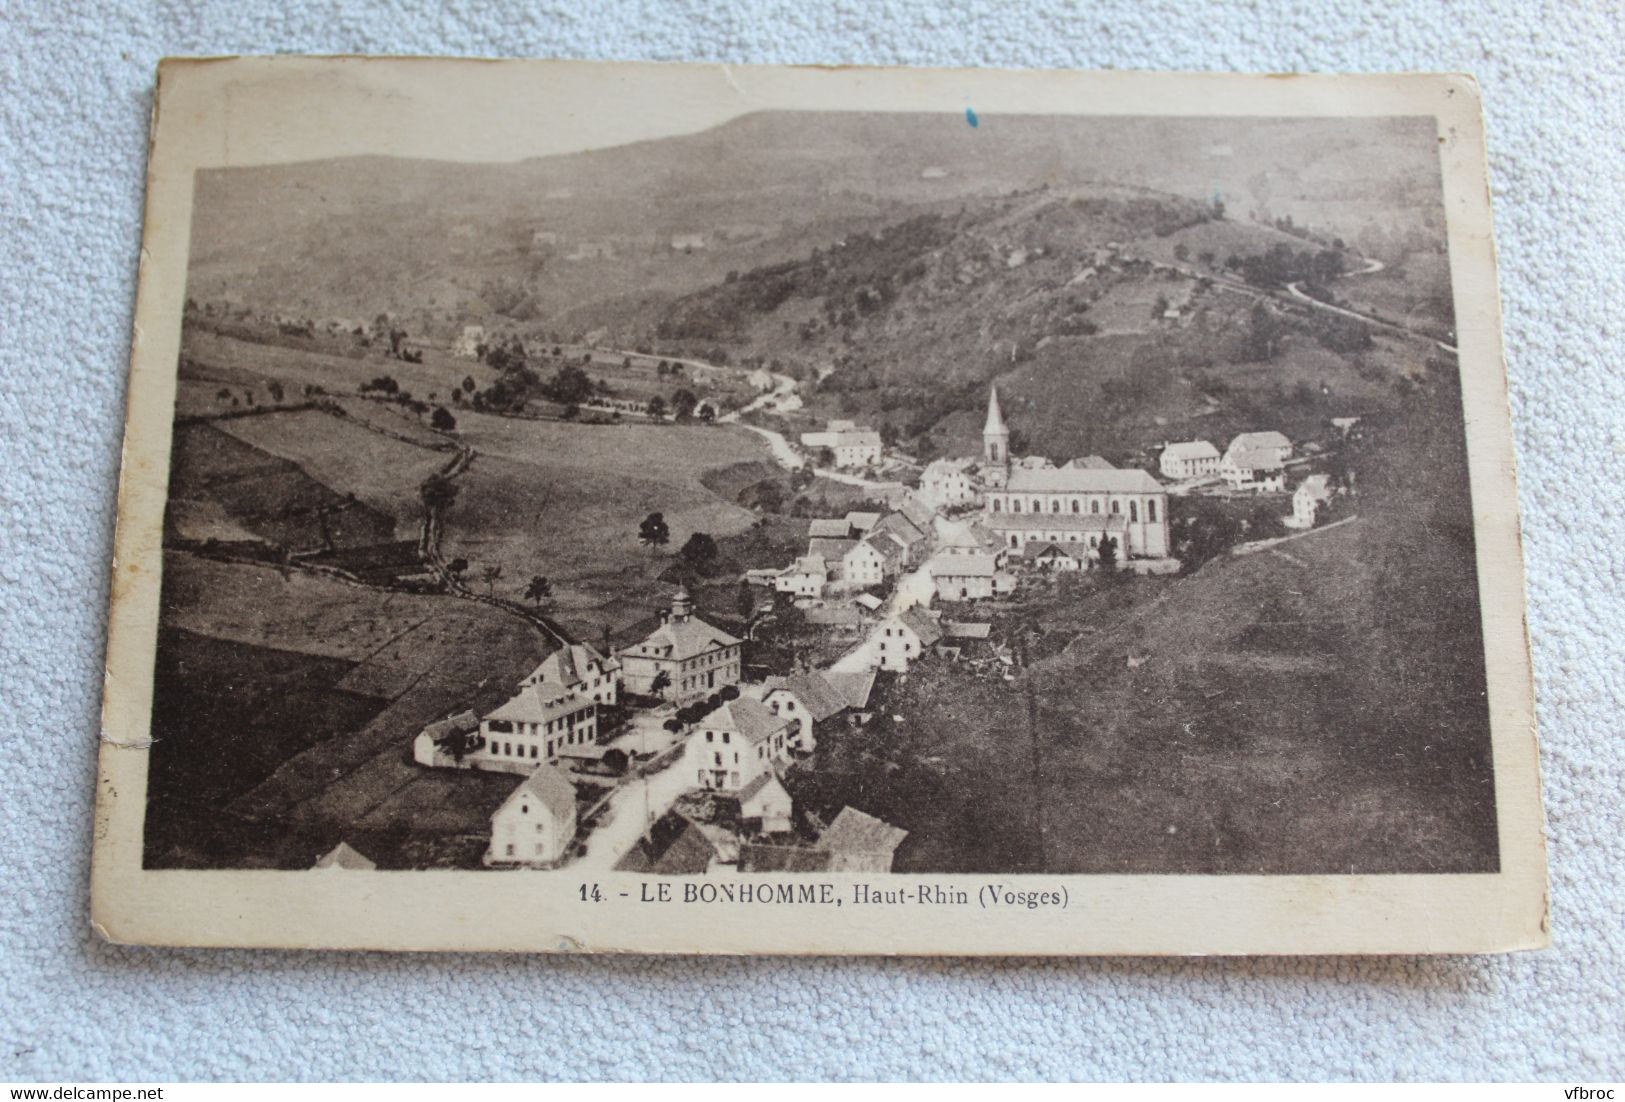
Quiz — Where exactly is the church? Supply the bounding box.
[978,386,1171,560]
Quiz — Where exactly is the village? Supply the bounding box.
[309,373,1357,877]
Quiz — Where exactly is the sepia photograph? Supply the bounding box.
[92,60,1544,954]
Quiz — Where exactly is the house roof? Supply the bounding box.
[499,765,577,821]
[421,709,480,742]
[629,613,741,662]
[872,512,925,544]
[484,684,591,726]
[853,592,883,611]
[1228,431,1290,453]
[1296,473,1333,500]
[831,431,882,449]
[738,771,791,808]
[313,841,376,870]
[1064,455,1117,470]
[699,696,791,745]
[932,553,1000,577]
[804,606,863,627]
[944,621,992,640]
[1004,466,1163,494]
[1226,447,1285,473]
[808,537,857,562]
[985,512,1129,532]
[524,642,612,689]
[844,511,882,531]
[808,518,851,538]
[896,606,944,646]
[1031,542,1081,560]
[784,554,828,577]
[1162,440,1219,462]
[764,671,853,722]
[823,669,877,710]
[738,843,832,872]
[615,811,716,875]
[817,807,908,855]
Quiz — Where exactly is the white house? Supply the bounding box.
[841,538,891,587]
[801,423,883,468]
[919,457,978,510]
[877,607,943,672]
[687,697,794,792]
[930,553,1015,601]
[1159,440,1221,480]
[452,325,486,360]
[617,589,743,703]
[485,765,577,868]
[775,555,828,600]
[1289,473,1334,528]
[521,642,620,706]
[738,773,794,834]
[1029,542,1084,571]
[1221,448,1287,492]
[1225,431,1293,467]
[763,669,876,752]
[476,682,598,769]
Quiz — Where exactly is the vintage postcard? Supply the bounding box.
[92,58,1546,954]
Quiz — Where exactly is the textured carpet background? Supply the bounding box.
[2,0,1621,1083]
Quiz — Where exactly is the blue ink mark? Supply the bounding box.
[965,107,979,128]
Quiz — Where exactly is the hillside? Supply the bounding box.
[181,110,1446,347]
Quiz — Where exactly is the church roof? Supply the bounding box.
[986,512,1129,532]
[1064,455,1117,470]
[1004,466,1163,494]
[984,385,1008,435]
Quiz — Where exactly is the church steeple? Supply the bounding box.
[983,385,1010,467]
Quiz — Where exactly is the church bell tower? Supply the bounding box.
[983,385,1011,488]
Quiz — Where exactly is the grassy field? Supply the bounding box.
[215,407,451,535]
[146,552,551,868]
[438,410,770,639]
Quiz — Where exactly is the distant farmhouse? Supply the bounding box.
[1289,473,1335,528]
[1159,439,1221,480]
[919,457,979,510]
[979,387,1171,559]
[452,324,485,360]
[617,588,742,703]
[800,421,883,468]
[1221,432,1292,493]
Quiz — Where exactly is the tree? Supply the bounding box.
[670,388,699,421]
[267,381,285,404]
[646,395,667,420]
[649,669,671,698]
[639,512,671,551]
[1096,535,1119,572]
[479,563,503,596]
[446,557,469,580]
[736,583,756,620]
[463,375,476,393]
[1243,302,1284,363]
[431,407,457,432]
[679,532,720,573]
[419,472,459,514]
[524,575,553,607]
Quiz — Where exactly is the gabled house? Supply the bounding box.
[1289,473,1334,528]
[686,697,794,792]
[617,588,743,703]
[485,765,577,868]
[1029,542,1083,571]
[877,607,943,672]
[615,810,719,874]
[1224,431,1293,466]
[477,681,598,769]
[1064,455,1116,471]
[313,841,376,870]
[816,807,909,872]
[521,642,620,706]
[842,538,891,587]
[871,512,928,567]
[412,709,482,768]
[1159,440,1220,480]
[762,668,877,752]
[1220,448,1287,492]
[738,773,794,835]
[930,552,1015,601]
[775,554,828,600]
